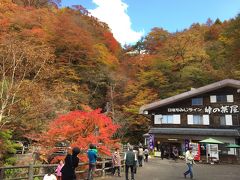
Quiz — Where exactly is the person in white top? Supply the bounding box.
[183,147,195,179]
[137,146,144,167]
[43,169,57,180]
[144,148,149,162]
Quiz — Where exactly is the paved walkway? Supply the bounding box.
[102,158,240,180]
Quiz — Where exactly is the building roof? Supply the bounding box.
[149,128,240,137]
[139,79,240,114]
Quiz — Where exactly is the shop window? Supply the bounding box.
[210,95,234,103]
[219,115,232,126]
[154,115,162,124]
[216,95,227,102]
[232,114,239,125]
[188,115,209,125]
[220,115,226,125]
[193,115,203,124]
[226,95,234,102]
[192,98,203,105]
[154,115,181,124]
[162,115,173,124]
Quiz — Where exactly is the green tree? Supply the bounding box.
[0,130,17,166]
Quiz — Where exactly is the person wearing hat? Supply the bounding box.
[183,147,195,179]
[61,147,80,180]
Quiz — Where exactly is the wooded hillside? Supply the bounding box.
[0,1,240,164]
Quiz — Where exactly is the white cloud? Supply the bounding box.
[89,0,143,45]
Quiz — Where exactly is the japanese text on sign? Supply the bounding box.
[168,105,239,114]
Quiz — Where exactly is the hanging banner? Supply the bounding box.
[148,134,154,150]
[184,139,190,151]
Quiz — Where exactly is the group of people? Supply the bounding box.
[43,144,98,180]
[43,143,150,180]
[160,145,179,161]
[112,144,195,180]
[43,147,80,180]
[42,144,196,180]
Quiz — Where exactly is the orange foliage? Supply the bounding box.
[51,10,95,63]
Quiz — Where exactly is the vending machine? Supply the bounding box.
[190,143,201,161]
[206,144,219,162]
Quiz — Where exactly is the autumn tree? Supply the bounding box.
[217,15,240,78]
[40,109,120,160]
[144,27,169,54]
[0,37,53,130]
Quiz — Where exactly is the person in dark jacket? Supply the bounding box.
[61,147,80,180]
[160,145,164,160]
[124,146,137,180]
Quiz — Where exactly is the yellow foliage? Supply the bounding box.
[93,43,119,67]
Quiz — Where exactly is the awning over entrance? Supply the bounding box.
[149,128,240,137]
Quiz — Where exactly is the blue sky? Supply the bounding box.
[61,0,240,44]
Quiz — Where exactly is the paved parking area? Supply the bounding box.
[102,158,240,180]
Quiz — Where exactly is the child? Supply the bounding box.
[55,160,64,180]
[43,168,57,180]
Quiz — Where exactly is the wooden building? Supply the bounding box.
[139,79,240,161]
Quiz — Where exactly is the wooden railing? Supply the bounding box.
[0,159,125,180]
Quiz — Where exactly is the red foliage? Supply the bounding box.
[41,109,120,161]
[103,32,120,55]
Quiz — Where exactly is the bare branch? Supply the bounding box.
[0,38,52,128]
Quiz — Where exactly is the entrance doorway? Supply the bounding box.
[156,141,182,159]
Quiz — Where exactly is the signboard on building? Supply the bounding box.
[168,105,239,114]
